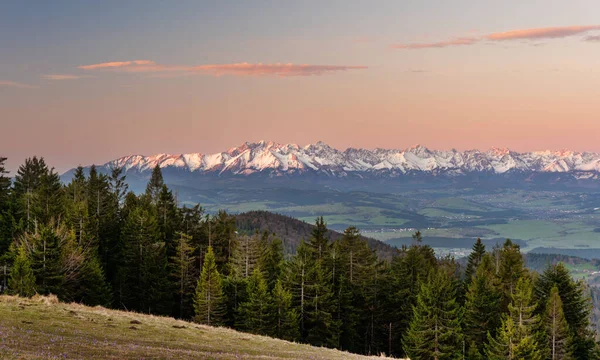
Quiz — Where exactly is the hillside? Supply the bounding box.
[0,295,392,359]
[234,210,398,260]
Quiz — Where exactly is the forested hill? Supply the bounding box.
[235,211,397,260]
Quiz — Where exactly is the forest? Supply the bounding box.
[0,156,599,359]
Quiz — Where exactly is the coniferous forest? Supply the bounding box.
[1,156,599,359]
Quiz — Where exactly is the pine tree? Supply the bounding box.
[8,245,36,297]
[486,276,542,360]
[308,216,329,261]
[170,232,196,319]
[464,238,485,285]
[119,207,169,314]
[403,267,463,360]
[75,254,113,307]
[535,263,594,360]
[272,279,300,341]
[463,254,503,355]
[258,235,284,290]
[499,239,526,306]
[0,157,14,256]
[194,246,226,326]
[285,240,310,338]
[29,224,66,297]
[0,157,10,209]
[386,240,437,356]
[145,165,164,205]
[238,267,273,335]
[544,286,573,360]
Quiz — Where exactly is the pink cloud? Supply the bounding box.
[585,35,600,42]
[42,74,90,80]
[392,37,479,49]
[0,80,38,89]
[78,60,155,70]
[394,25,600,50]
[78,61,367,77]
[487,25,600,40]
[193,63,367,77]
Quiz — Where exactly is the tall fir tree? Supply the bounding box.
[194,246,226,326]
[0,156,14,256]
[169,232,196,319]
[544,286,573,360]
[0,156,10,209]
[119,207,169,314]
[272,279,300,341]
[402,267,463,360]
[534,263,595,360]
[237,267,273,335]
[145,165,164,205]
[486,276,543,360]
[463,254,503,357]
[8,245,36,297]
[386,238,437,356]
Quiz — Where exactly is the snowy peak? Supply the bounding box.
[95,142,600,177]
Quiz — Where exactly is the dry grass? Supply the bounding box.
[0,295,397,359]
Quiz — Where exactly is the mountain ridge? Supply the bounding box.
[68,140,600,179]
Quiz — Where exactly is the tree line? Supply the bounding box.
[0,156,598,359]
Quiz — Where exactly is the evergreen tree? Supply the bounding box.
[210,211,237,274]
[238,267,273,335]
[8,245,36,297]
[486,276,542,359]
[119,207,169,314]
[145,165,164,205]
[194,246,226,326]
[258,234,284,290]
[403,267,463,360]
[170,232,196,319]
[75,255,113,307]
[464,238,485,285]
[499,239,526,306]
[307,216,329,261]
[463,254,503,356]
[0,156,10,209]
[544,286,573,360]
[272,279,300,341]
[11,156,47,232]
[386,239,437,356]
[29,224,66,297]
[535,263,595,360]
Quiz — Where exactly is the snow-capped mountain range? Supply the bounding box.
[91,141,600,179]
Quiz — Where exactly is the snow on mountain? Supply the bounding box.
[94,141,600,177]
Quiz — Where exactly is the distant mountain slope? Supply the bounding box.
[62,141,600,192]
[67,140,600,178]
[234,211,398,260]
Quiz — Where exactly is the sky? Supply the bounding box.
[2,0,600,174]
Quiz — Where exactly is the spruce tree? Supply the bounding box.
[464,254,503,355]
[238,267,273,335]
[499,239,526,307]
[403,267,463,360]
[308,216,329,261]
[120,207,169,314]
[11,157,48,232]
[8,245,36,297]
[544,286,573,360]
[535,263,594,360]
[272,279,300,341]
[170,232,196,319]
[486,276,542,359]
[0,157,10,209]
[258,235,284,290]
[194,246,226,326]
[464,238,485,284]
[145,165,164,205]
[387,239,437,356]
[29,224,66,297]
